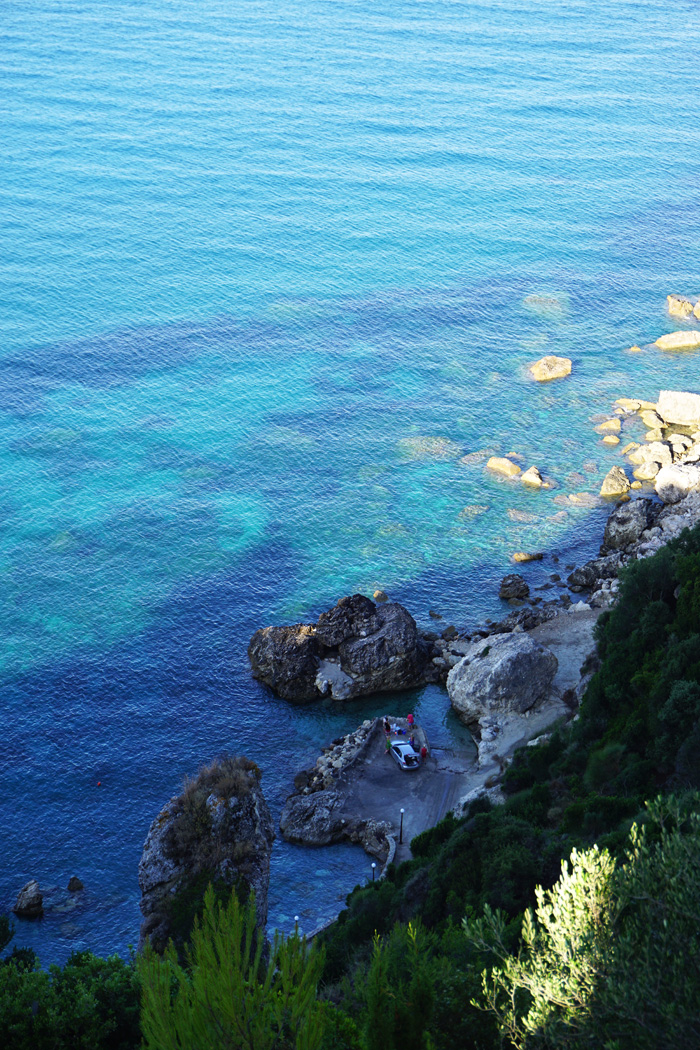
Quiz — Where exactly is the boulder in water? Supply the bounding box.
[249,595,434,703]
[499,573,530,600]
[600,466,630,498]
[13,880,43,918]
[655,331,700,351]
[655,464,700,504]
[529,355,572,381]
[487,456,521,477]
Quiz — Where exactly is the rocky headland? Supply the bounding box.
[138,755,274,952]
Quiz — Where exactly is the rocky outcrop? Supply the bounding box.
[138,756,274,952]
[446,634,558,729]
[529,356,572,381]
[13,879,43,918]
[487,456,521,477]
[666,294,697,319]
[249,595,435,703]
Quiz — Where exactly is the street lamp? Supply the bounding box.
[294,915,299,934]
[371,862,376,882]
[399,807,405,845]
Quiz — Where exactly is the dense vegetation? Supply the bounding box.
[2,524,700,1048]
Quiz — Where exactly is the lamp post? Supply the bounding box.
[371,862,376,882]
[399,807,405,845]
[294,915,299,934]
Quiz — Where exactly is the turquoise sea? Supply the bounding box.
[1,0,700,963]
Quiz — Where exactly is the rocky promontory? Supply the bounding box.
[138,755,274,952]
[248,594,437,703]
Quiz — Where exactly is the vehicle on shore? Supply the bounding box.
[389,741,421,770]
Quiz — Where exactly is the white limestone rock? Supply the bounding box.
[447,633,558,728]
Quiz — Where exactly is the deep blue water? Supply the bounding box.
[1,0,700,963]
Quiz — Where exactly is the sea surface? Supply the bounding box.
[1,0,700,964]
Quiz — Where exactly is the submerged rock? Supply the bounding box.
[249,595,434,703]
[138,756,274,953]
[13,879,43,918]
[529,356,572,381]
[447,634,558,728]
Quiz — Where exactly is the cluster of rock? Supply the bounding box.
[596,390,700,502]
[280,789,392,862]
[487,456,549,488]
[291,720,375,796]
[138,757,274,952]
[248,594,437,703]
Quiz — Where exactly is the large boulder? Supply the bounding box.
[657,390,700,428]
[655,331,700,351]
[249,596,432,703]
[628,441,673,468]
[529,356,572,381]
[447,634,558,728]
[13,879,43,918]
[138,756,274,953]
[667,294,695,319]
[655,464,700,505]
[601,499,655,552]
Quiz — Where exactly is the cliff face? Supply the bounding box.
[138,756,274,952]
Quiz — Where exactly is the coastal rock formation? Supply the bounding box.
[138,756,274,952]
[655,464,700,505]
[601,499,656,553]
[13,879,43,918]
[657,389,700,428]
[447,633,558,729]
[67,876,84,892]
[249,595,434,703]
[529,355,572,381]
[655,331,700,351]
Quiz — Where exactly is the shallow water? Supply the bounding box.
[1,0,700,963]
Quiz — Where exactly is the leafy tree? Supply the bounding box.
[139,885,326,1050]
[465,795,700,1050]
[0,948,140,1050]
